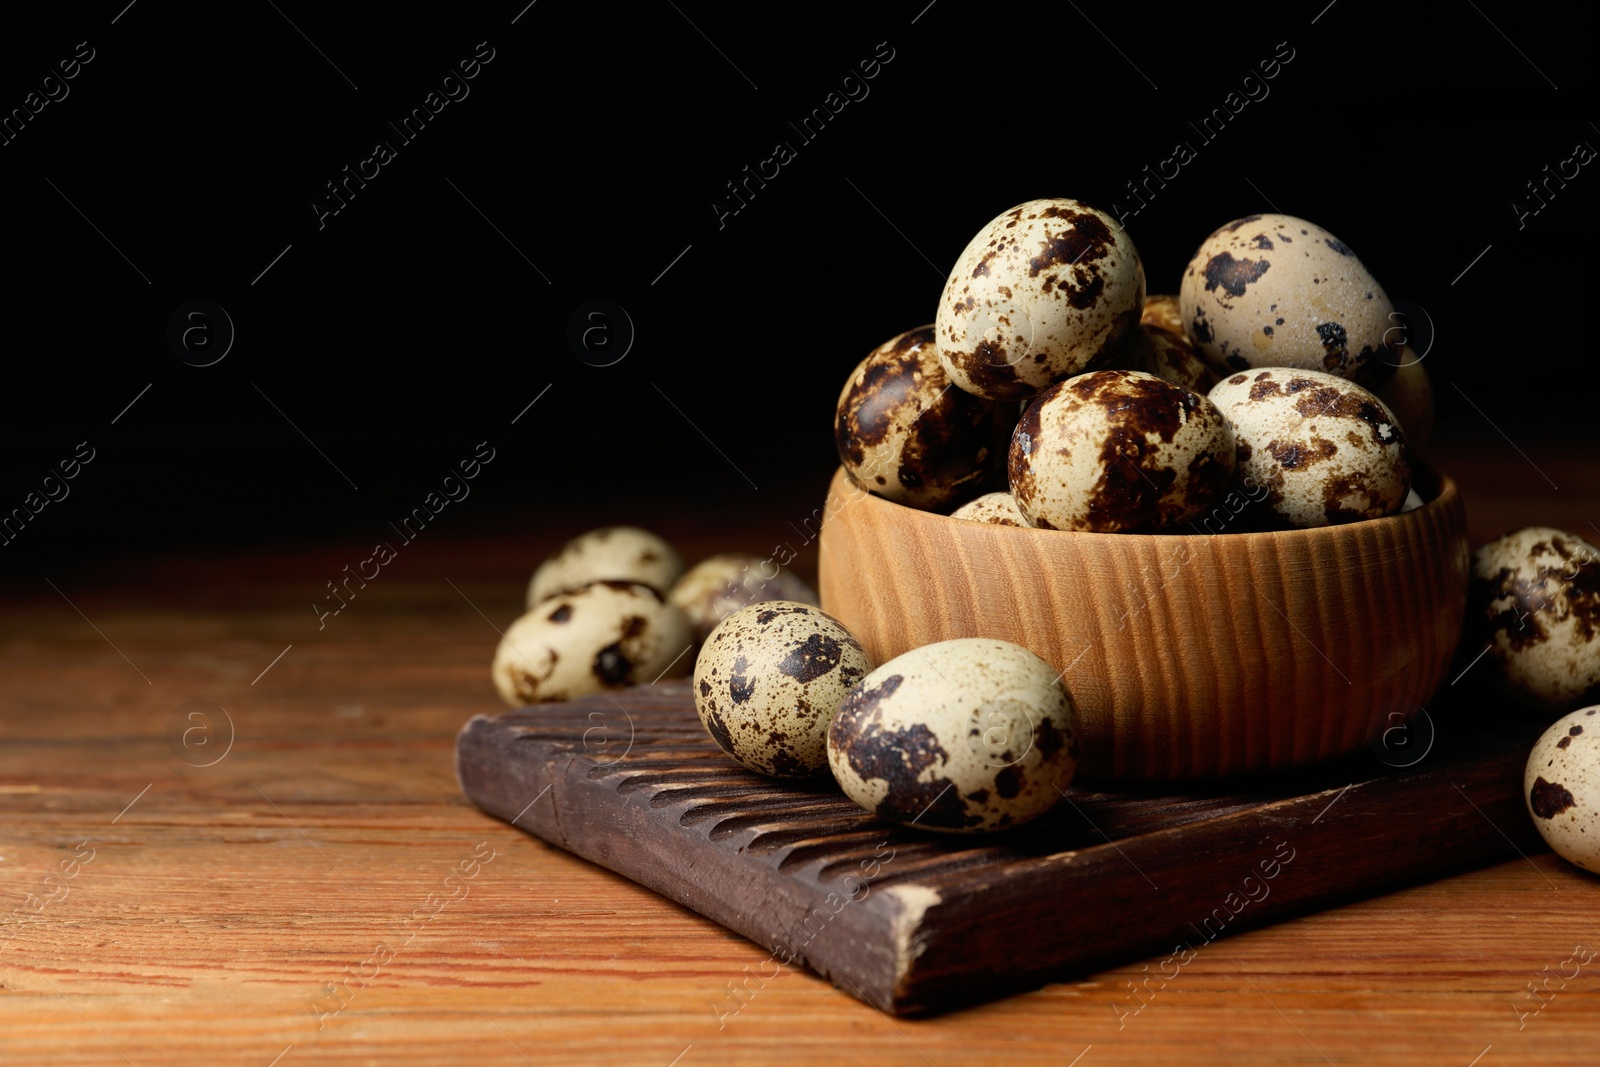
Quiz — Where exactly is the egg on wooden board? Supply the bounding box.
[834,325,1015,510]
[1180,214,1397,385]
[527,527,683,607]
[827,638,1079,833]
[1470,527,1600,713]
[1525,705,1600,873]
[1208,368,1410,528]
[936,199,1145,400]
[693,602,872,778]
[493,581,693,706]
[1009,369,1234,532]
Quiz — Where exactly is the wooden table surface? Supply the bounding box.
[4,443,1599,1066]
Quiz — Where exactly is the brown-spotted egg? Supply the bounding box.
[1470,527,1600,713]
[669,553,818,644]
[528,526,683,607]
[1376,348,1434,452]
[827,638,1079,833]
[834,325,1014,509]
[936,199,1145,399]
[1122,323,1218,394]
[950,491,1027,526]
[1180,214,1397,384]
[1009,369,1234,532]
[493,581,693,705]
[693,602,872,777]
[1525,705,1600,873]
[1208,368,1410,528]
[1141,294,1186,338]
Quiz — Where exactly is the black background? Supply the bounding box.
[0,0,1594,571]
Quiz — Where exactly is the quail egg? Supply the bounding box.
[528,526,683,607]
[1470,527,1600,712]
[1180,214,1397,384]
[669,553,818,644]
[1141,293,1186,338]
[693,602,872,777]
[1208,368,1410,528]
[1122,323,1218,394]
[1376,349,1434,452]
[1525,705,1600,873]
[834,325,1014,509]
[1009,369,1234,532]
[950,491,1027,526]
[827,638,1079,833]
[936,198,1145,399]
[493,581,694,705]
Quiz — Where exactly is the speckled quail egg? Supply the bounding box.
[950,491,1027,526]
[827,638,1079,833]
[1470,527,1600,712]
[1141,293,1186,338]
[1525,705,1600,873]
[1376,349,1434,452]
[1180,214,1398,384]
[694,602,872,777]
[1208,368,1410,528]
[834,325,1014,509]
[669,553,818,643]
[493,581,694,706]
[1009,369,1234,532]
[936,198,1145,400]
[1122,323,1218,394]
[527,527,683,607]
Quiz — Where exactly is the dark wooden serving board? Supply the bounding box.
[455,680,1545,1015]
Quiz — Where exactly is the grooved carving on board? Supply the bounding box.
[458,679,1540,1015]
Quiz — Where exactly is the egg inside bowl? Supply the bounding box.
[816,464,1469,780]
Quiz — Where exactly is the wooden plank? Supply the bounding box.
[457,678,1547,1014]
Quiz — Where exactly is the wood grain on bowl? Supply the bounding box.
[818,467,1471,780]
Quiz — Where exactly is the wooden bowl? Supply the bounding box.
[817,467,1470,780]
